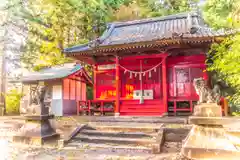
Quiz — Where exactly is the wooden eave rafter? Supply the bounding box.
[66,36,226,58]
[66,68,93,85]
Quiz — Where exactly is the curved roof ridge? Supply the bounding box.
[63,11,233,55]
[110,11,199,27]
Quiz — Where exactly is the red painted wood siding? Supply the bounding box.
[63,79,70,100]
[70,79,76,100]
[82,83,86,101]
[63,78,87,101]
[76,81,81,101]
[167,54,207,100]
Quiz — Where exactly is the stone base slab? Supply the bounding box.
[13,133,59,145]
[181,125,240,160]
[189,116,240,125]
[182,147,240,160]
[193,103,222,117]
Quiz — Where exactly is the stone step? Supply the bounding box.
[163,128,190,142]
[161,142,182,153]
[66,142,153,153]
[89,117,187,124]
[88,122,163,132]
[73,134,156,147]
[80,129,156,138]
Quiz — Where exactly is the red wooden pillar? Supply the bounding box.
[115,56,120,116]
[190,100,193,113]
[93,65,97,100]
[162,56,168,115]
[77,101,79,116]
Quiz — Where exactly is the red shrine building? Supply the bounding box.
[64,12,231,116]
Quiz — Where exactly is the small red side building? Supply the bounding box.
[20,63,92,116]
[64,12,229,116]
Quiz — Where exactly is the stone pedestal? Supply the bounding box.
[13,85,59,145]
[13,115,59,145]
[193,103,222,117]
[181,103,240,160]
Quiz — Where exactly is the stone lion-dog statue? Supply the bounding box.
[193,78,221,104]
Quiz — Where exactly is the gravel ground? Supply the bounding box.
[0,138,186,160]
[0,118,188,160]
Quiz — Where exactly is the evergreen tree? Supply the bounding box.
[203,0,240,103]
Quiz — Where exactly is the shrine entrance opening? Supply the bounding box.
[118,55,167,116]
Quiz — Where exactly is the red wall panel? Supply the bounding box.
[81,83,86,101]
[76,81,81,101]
[70,79,76,100]
[167,54,207,100]
[63,79,70,100]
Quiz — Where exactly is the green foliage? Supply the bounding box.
[113,0,199,21]
[203,0,236,29]
[208,34,240,103]
[5,89,23,114]
[87,86,93,100]
[204,0,240,104]
[144,0,199,17]
[7,0,130,71]
[232,112,240,116]
[5,0,200,71]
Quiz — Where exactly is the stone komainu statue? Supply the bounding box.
[24,85,48,115]
[193,78,221,104]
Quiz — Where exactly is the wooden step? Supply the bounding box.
[73,134,156,147]
[80,129,156,138]
[120,108,164,112]
[121,100,163,105]
[120,105,163,110]
[120,112,164,116]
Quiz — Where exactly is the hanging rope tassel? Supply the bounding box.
[149,71,152,78]
[140,62,144,104]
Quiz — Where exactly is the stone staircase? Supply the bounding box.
[65,117,190,155]
[67,122,162,153]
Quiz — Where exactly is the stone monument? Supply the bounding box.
[13,82,59,145]
[181,78,240,160]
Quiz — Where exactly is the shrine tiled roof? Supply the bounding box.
[16,63,92,84]
[64,12,235,55]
